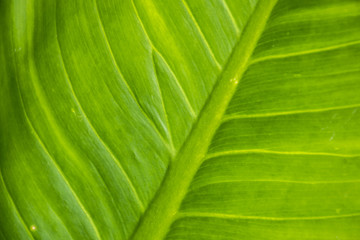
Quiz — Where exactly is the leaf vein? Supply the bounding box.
[250,40,360,65]
[131,1,279,239]
[205,149,359,160]
[131,0,196,118]
[56,6,145,211]
[181,0,222,69]
[93,0,168,145]
[223,104,360,121]
[0,170,35,240]
[154,49,197,118]
[176,212,360,221]
[191,179,360,191]
[221,0,241,35]
[14,72,102,240]
[151,50,176,153]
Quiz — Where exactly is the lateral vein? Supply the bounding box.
[14,70,102,240]
[131,0,197,118]
[151,50,176,154]
[93,0,169,147]
[176,212,360,221]
[223,103,360,121]
[191,179,360,191]
[181,0,222,69]
[205,149,360,160]
[0,170,35,240]
[55,30,145,211]
[221,0,241,35]
[250,40,360,65]
[153,50,197,118]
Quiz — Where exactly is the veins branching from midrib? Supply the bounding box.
[130,1,279,240]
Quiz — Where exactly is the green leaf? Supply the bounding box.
[1,0,360,239]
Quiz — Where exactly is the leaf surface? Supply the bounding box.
[1,0,360,239]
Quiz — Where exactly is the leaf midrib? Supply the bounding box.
[130,1,278,239]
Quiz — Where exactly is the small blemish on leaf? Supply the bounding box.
[30,225,36,231]
[329,132,335,141]
[230,78,239,84]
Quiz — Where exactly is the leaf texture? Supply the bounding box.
[1,0,360,239]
